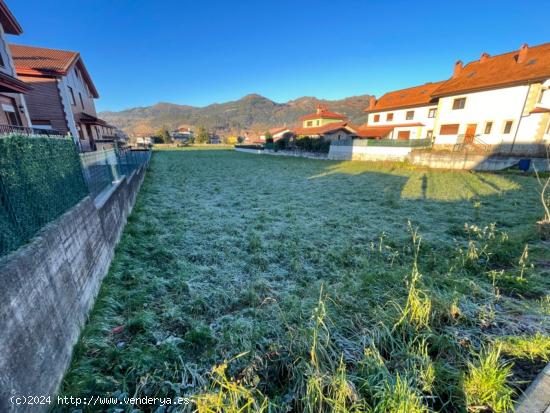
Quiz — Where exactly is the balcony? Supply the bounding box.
[0,124,67,137]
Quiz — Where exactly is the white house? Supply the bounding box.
[361,82,445,140]
[430,43,550,153]
[293,106,357,142]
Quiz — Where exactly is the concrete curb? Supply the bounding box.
[515,363,550,413]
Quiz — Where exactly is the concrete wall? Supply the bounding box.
[0,163,148,412]
[329,144,412,161]
[366,104,438,139]
[409,152,549,171]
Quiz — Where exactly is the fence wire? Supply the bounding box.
[0,134,151,257]
[0,135,88,256]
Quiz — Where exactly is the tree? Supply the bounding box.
[534,147,550,239]
[156,126,172,144]
[196,126,209,144]
[226,136,238,145]
[264,132,274,143]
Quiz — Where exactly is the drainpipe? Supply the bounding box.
[510,82,531,154]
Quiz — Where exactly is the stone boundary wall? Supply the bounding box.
[0,162,149,412]
[409,152,549,171]
[236,146,549,171]
[328,145,412,162]
[235,147,329,159]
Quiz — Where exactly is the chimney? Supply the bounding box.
[369,96,376,110]
[480,52,490,63]
[517,43,529,63]
[452,60,463,78]
[316,105,322,114]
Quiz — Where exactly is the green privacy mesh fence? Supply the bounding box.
[0,135,88,256]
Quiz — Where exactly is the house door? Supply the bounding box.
[397,130,410,140]
[464,124,477,144]
[85,124,96,150]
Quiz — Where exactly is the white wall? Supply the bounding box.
[434,85,529,145]
[367,105,437,139]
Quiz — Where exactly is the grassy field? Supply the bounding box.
[59,149,550,412]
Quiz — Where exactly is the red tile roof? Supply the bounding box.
[531,106,550,114]
[355,123,424,138]
[0,0,22,35]
[433,42,550,97]
[10,44,99,98]
[355,126,394,138]
[293,121,355,136]
[366,81,446,112]
[267,127,289,135]
[299,109,348,121]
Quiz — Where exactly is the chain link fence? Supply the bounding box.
[0,134,88,256]
[0,134,151,257]
[80,148,151,197]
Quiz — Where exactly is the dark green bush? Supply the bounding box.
[0,134,87,256]
[294,136,331,153]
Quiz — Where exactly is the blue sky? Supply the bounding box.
[8,0,550,112]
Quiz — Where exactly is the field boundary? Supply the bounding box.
[515,362,550,413]
[235,146,550,171]
[0,160,149,413]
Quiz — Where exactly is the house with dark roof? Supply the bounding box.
[430,43,550,151]
[361,81,445,140]
[9,44,115,151]
[0,0,32,132]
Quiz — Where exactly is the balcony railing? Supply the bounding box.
[0,124,67,137]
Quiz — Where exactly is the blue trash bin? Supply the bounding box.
[518,159,531,172]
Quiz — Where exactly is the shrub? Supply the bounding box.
[463,346,514,413]
[295,136,331,153]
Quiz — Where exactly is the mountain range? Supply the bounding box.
[99,93,372,137]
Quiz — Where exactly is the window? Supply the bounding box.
[68,86,76,105]
[428,108,437,118]
[386,113,394,121]
[426,130,433,139]
[538,88,545,104]
[406,111,414,120]
[306,121,313,127]
[484,121,493,134]
[503,120,513,134]
[32,120,53,130]
[373,114,380,122]
[316,120,320,126]
[452,98,466,110]
[79,92,84,109]
[1,99,22,126]
[440,124,460,135]
[397,130,410,140]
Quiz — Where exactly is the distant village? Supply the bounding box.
[140,42,550,158]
